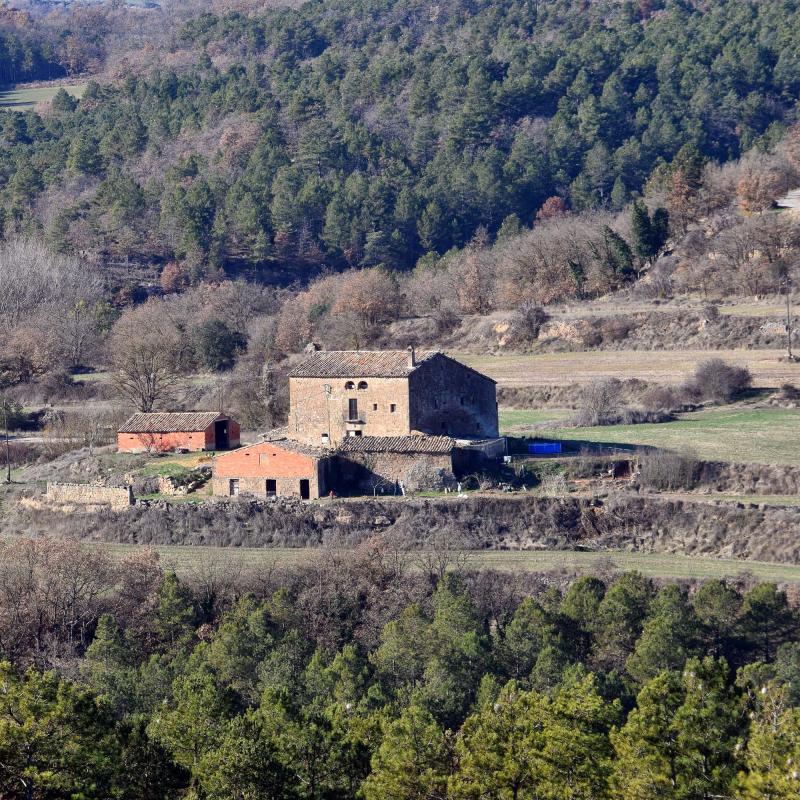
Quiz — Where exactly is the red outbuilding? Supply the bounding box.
[211,437,330,500]
[117,412,240,453]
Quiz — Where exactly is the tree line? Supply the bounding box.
[2,536,800,798]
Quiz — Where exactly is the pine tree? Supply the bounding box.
[626,585,701,684]
[362,705,450,800]
[198,711,295,800]
[740,584,799,663]
[0,662,122,798]
[592,572,654,672]
[153,572,196,651]
[612,657,740,800]
[82,613,137,715]
[630,200,657,266]
[737,683,800,800]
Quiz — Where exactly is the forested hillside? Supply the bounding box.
[4,537,800,799]
[2,0,800,279]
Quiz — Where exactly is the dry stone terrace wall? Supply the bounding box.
[9,494,800,564]
[46,482,134,510]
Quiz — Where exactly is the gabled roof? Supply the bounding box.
[288,350,438,379]
[215,437,328,461]
[337,435,456,454]
[119,412,226,434]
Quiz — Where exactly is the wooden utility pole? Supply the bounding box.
[786,276,795,362]
[2,397,10,484]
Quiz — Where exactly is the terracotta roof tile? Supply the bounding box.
[118,412,226,434]
[289,350,439,378]
[337,435,456,454]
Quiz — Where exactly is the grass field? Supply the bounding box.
[526,406,800,465]
[460,349,799,388]
[720,302,793,318]
[653,492,800,507]
[56,542,800,583]
[499,408,572,428]
[0,83,87,111]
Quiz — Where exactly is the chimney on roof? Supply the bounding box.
[305,342,321,352]
[407,345,416,368]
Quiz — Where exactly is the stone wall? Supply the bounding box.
[288,376,411,446]
[334,451,455,494]
[46,482,134,510]
[408,355,498,438]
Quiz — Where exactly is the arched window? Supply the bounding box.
[357,381,368,390]
[344,381,355,390]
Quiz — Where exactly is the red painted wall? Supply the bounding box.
[213,441,317,478]
[118,418,240,453]
[117,431,208,453]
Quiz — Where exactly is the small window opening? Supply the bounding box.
[229,479,239,496]
[344,381,355,390]
[390,403,397,413]
[373,403,378,411]
[358,381,368,389]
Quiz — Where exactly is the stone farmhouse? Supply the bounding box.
[212,348,501,500]
[288,346,498,446]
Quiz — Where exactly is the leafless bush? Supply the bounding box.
[4,441,38,468]
[640,385,681,413]
[510,301,550,344]
[538,472,569,497]
[575,379,623,426]
[780,383,800,401]
[633,257,676,299]
[638,449,699,491]
[597,316,633,343]
[434,307,460,335]
[687,358,752,403]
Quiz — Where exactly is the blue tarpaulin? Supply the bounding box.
[529,442,562,455]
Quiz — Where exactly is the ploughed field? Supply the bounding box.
[461,349,798,388]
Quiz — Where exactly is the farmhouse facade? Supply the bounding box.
[287,347,498,447]
[118,412,240,453]
[212,438,330,500]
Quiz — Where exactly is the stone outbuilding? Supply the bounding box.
[117,412,240,453]
[288,347,498,447]
[334,435,458,494]
[211,438,330,500]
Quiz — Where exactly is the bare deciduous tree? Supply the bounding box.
[109,300,186,412]
[0,238,104,370]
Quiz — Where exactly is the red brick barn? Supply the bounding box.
[117,412,240,453]
[211,438,330,500]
